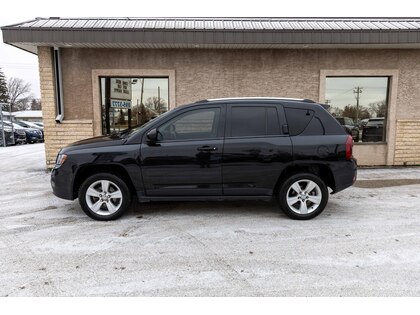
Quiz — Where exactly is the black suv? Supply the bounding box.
[51,98,357,221]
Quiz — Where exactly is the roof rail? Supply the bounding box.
[196,97,314,103]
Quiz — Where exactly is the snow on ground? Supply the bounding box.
[0,143,419,296]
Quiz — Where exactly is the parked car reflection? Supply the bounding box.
[335,117,360,142]
[362,118,384,142]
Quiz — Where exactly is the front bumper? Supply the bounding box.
[27,136,42,142]
[51,166,75,200]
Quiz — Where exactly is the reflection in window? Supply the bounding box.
[100,77,169,135]
[325,77,389,143]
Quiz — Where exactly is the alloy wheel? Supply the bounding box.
[286,179,322,214]
[85,180,123,216]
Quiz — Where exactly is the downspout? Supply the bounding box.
[53,47,64,123]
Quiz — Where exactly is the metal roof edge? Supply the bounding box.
[6,16,420,20]
[4,17,420,29]
[1,18,40,29]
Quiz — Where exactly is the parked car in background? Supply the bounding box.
[0,121,26,145]
[33,122,44,128]
[335,117,360,142]
[0,124,14,146]
[12,127,27,144]
[52,97,357,221]
[362,118,384,142]
[15,120,44,142]
[358,118,369,129]
[3,121,43,144]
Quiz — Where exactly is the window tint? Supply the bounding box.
[231,106,280,137]
[284,108,314,136]
[301,117,325,135]
[158,108,220,141]
[231,107,265,137]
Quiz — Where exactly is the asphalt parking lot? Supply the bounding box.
[0,144,419,296]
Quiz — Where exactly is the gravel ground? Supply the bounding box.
[0,143,419,296]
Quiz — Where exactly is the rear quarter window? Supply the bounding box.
[285,105,345,136]
[301,117,325,135]
[284,108,314,136]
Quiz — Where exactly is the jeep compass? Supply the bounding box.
[51,97,357,220]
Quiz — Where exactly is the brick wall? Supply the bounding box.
[38,47,94,168]
[37,47,420,167]
[394,120,420,165]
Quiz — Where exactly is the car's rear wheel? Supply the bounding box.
[278,173,328,220]
[78,173,131,220]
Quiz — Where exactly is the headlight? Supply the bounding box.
[55,154,68,167]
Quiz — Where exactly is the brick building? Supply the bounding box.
[2,17,420,168]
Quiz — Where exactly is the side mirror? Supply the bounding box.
[146,128,158,144]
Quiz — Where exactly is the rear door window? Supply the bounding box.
[230,106,280,137]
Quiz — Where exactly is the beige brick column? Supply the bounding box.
[394,120,420,165]
[38,47,94,168]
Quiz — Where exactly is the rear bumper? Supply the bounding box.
[331,159,357,193]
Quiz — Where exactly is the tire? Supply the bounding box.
[278,173,329,220]
[78,173,131,221]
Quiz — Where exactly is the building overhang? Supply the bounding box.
[3,17,420,54]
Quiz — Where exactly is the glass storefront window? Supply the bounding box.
[100,77,169,135]
[325,77,389,143]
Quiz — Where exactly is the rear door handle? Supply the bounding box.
[197,145,217,152]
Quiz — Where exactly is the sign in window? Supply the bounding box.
[100,77,169,135]
[110,99,132,109]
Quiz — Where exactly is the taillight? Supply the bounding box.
[345,135,353,160]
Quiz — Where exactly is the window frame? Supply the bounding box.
[319,70,398,146]
[99,76,170,135]
[92,69,176,137]
[325,75,389,144]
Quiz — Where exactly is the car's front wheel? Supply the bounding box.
[78,173,131,220]
[278,173,328,220]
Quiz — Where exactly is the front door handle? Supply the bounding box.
[197,145,217,152]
